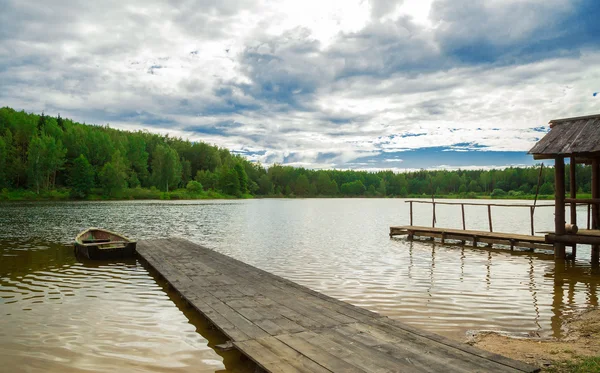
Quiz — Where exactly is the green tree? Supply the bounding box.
[219,168,241,196]
[152,145,182,192]
[295,174,310,196]
[195,169,218,190]
[27,136,44,194]
[257,174,274,195]
[70,154,94,198]
[186,180,203,193]
[376,179,386,196]
[234,163,248,193]
[0,137,6,187]
[340,180,366,196]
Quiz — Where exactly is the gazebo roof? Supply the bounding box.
[529,114,600,160]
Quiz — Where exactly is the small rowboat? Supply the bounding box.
[74,228,137,260]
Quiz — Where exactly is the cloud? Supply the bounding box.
[1,0,598,171]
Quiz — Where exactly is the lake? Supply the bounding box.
[1,199,599,372]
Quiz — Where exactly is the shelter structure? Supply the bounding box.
[529,114,600,266]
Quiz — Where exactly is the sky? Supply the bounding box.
[1,0,599,171]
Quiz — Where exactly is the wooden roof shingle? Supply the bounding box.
[528,114,600,159]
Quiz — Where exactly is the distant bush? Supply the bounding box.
[186,181,203,193]
[491,189,507,198]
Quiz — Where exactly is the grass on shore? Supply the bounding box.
[546,356,600,372]
[0,187,591,202]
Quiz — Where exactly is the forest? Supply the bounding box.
[0,107,593,201]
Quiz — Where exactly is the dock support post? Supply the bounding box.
[487,205,493,232]
[432,202,436,228]
[473,236,478,247]
[409,201,413,226]
[461,204,466,230]
[570,157,577,257]
[530,206,535,236]
[555,156,566,260]
[592,159,599,268]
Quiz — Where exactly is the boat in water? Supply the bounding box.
[74,228,137,260]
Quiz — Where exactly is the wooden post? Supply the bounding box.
[570,158,577,225]
[592,159,599,268]
[409,201,413,226]
[554,156,566,260]
[570,158,577,258]
[589,204,592,230]
[487,205,493,232]
[461,204,466,230]
[530,206,535,236]
[432,202,436,228]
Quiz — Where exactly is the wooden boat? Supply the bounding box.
[74,228,137,260]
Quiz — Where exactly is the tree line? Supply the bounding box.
[0,107,593,200]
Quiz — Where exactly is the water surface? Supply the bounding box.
[1,199,599,372]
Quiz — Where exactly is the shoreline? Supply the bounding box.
[0,188,562,202]
[467,308,600,372]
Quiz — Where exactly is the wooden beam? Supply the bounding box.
[564,198,600,204]
[530,206,535,236]
[405,201,554,208]
[570,158,577,255]
[570,158,577,224]
[546,233,600,245]
[593,159,599,268]
[555,156,566,259]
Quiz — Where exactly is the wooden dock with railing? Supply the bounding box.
[391,200,600,258]
[137,238,538,373]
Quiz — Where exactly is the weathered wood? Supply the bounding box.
[406,200,554,208]
[529,114,600,157]
[570,158,577,227]
[555,156,566,259]
[409,201,413,226]
[432,202,436,228]
[593,159,599,268]
[461,204,466,230]
[488,205,493,232]
[564,198,600,204]
[136,239,539,373]
[530,206,535,236]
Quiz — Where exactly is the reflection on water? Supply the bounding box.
[0,239,251,373]
[1,199,600,371]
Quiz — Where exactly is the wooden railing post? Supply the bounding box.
[530,206,535,236]
[461,204,466,230]
[432,202,436,228]
[554,156,566,260]
[409,201,413,226]
[488,205,493,232]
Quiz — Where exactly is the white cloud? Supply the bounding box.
[1,0,598,170]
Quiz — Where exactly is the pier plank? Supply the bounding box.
[137,238,539,373]
[390,225,554,251]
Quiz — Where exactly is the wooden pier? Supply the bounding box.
[137,238,537,373]
[390,226,554,251]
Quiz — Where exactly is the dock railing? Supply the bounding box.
[406,200,558,236]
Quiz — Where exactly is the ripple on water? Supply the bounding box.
[1,199,600,369]
[0,247,231,373]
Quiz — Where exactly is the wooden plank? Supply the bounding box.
[234,338,329,373]
[275,333,367,373]
[136,239,539,373]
